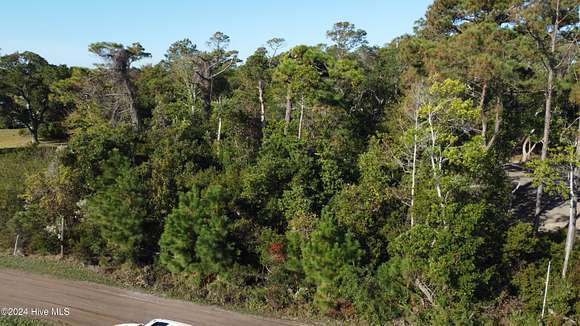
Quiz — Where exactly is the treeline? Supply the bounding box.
[1,0,579,323]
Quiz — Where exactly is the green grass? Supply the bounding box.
[0,129,67,149]
[0,129,31,148]
[0,254,117,286]
[0,315,54,326]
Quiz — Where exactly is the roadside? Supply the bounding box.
[0,253,318,326]
[0,267,307,326]
[0,315,57,326]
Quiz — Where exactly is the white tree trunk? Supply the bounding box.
[258,80,265,126]
[562,166,577,278]
[410,110,418,226]
[298,95,304,139]
[217,116,222,142]
[541,260,551,319]
[534,0,560,234]
[428,112,442,200]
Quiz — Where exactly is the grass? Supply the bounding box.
[0,129,31,148]
[0,315,55,326]
[0,254,117,287]
[0,129,67,149]
[0,254,329,325]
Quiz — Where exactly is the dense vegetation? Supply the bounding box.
[1,1,579,324]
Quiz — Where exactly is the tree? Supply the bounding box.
[159,185,236,275]
[514,0,579,233]
[326,22,368,56]
[529,145,578,278]
[165,39,200,113]
[89,42,151,130]
[0,51,68,143]
[302,211,362,313]
[85,151,153,265]
[418,79,480,201]
[272,46,328,134]
[191,32,238,115]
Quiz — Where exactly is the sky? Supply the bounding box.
[0,0,433,67]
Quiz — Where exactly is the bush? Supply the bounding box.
[0,147,54,250]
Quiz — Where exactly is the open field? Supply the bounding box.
[0,129,32,148]
[0,129,66,149]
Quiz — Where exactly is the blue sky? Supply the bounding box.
[0,0,432,67]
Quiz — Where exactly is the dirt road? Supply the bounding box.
[0,269,307,326]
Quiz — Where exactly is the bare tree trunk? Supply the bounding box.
[60,216,65,258]
[29,127,39,144]
[521,136,530,163]
[541,260,551,319]
[123,79,141,131]
[486,97,502,149]
[217,116,222,142]
[428,112,442,200]
[533,0,559,234]
[534,66,555,234]
[480,81,488,144]
[410,108,419,226]
[258,80,265,126]
[25,103,39,144]
[562,166,577,278]
[298,95,304,139]
[284,85,293,135]
[13,234,19,256]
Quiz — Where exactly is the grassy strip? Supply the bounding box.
[0,254,117,287]
[0,129,65,149]
[0,129,30,149]
[0,315,54,326]
[0,254,324,325]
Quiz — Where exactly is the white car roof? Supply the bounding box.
[145,319,192,326]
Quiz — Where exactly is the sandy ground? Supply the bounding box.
[0,269,307,326]
[507,164,579,232]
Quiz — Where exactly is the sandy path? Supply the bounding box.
[507,164,579,232]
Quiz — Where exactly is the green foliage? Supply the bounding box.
[0,148,52,249]
[84,151,154,265]
[4,6,579,324]
[160,185,236,275]
[302,211,363,314]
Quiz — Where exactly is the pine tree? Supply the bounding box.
[159,185,236,275]
[85,151,152,265]
[302,211,362,313]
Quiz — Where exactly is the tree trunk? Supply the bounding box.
[29,127,39,145]
[60,216,65,258]
[217,116,222,142]
[480,81,488,144]
[562,166,577,278]
[410,107,418,226]
[533,1,559,234]
[284,85,293,135]
[123,79,141,131]
[534,66,555,234]
[486,97,502,149]
[258,80,265,126]
[428,112,442,200]
[298,95,304,139]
